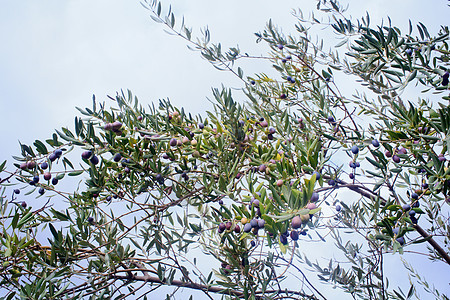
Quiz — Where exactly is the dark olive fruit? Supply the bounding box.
[106,195,112,201]
[21,201,27,208]
[234,225,241,233]
[280,93,287,99]
[81,151,92,160]
[243,223,252,233]
[260,120,268,127]
[279,235,288,245]
[290,230,299,241]
[313,171,321,180]
[310,192,319,203]
[409,210,416,217]
[137,116,143,121]
[40,162,48,170]
[124,167,130,173]
[198,123,205,129]
[52,178,59,185]
[336,204,342,212]
[411,192,418,200]
[393,155,401,163]
[27,161,36,169]
[250,219,258,228]
[277,44,284,50]
[33,176,39,183]
[442,71,449,86]
[349,173,355,179]
[169,138,178,147]
[259,164,267,173]
[422,182,428,189]
[291,216,302,229]
[225,222,232,230]
[218,199,223,205]
[54,149,63,158]
[411,216,418,224]
[218,223,226,233]
[286,55,292,60]
[49,153,57,162]
[250,240,256,247]
[402,204,411,211]
[438,154,446,162]
[250,80,256,85]
[87,216,94,224]
[385,151,392,158]
[327,116,335,123]
[355,162,360,168]
[269,127,276,134]
[398,147,407,155]
[393,228,399,235]
[252,199,260,207]
[351,145,359,154]
[328,179,336,186]
[372,139,380,147]
[412,201,420,208]
[111,121,122,131]
[14,189,20,194]
[257,219,265,229]
[43,173,51,181]
[349,161,357,168]
[396,236,405,245]
[38,187,45,195]
[20,162,28,170]
[405,49,413,56]
[90,155,99,165]
[113,153,122,162]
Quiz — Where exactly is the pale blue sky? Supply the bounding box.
[0,1,449,298]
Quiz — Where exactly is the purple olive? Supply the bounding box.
[40,162,48,170]
[250,219,258,228]
[218,223,226,233]
[113,153,122,162]
[90,155,99,165]
[234,225,241,233]
[54,149,63,158]
[43,172,51,181]
[372,139,380,147]
[49,153,57,162]
[290,230,299,241]
[396,236,405,245]
[21,201,27,208]
[336,204,341,212]
[81,151,92,160]
[27,161,36,169]
[351,145,359,154]
[385,151,392,158]
[393,155,400,163]
[243,223,252,233]
[291,216,302,229]
[257,219,265,229]
[310,192,319,203]
[38,187,45,195]
[169,138,178,147]
[52,178,59,185]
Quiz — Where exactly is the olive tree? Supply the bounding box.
[0,0,449,299]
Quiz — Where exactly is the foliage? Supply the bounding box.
[0,0,449,299]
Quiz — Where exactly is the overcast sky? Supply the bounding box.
[0,0,449,298]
